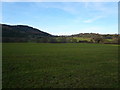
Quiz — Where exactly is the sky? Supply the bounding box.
[2,2,118,35]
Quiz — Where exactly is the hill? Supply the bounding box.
[1,24,119,44]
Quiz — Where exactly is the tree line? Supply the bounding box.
[3,35,120,44]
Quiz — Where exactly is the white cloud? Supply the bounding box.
[73,17,82,23]
[33,2,80,15]
[91,2,118,15]
[83,2,117,23]
[84,2,89,8]
[83,16,104,23]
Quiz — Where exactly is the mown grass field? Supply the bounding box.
[2,43,119,88]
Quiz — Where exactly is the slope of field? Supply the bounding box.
[2,43,119,88]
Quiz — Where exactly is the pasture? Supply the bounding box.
[2,43,119,88]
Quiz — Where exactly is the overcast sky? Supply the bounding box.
[2,2,118,35]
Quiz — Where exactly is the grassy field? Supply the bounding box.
[73,37,91,42]
[2,43,119,88]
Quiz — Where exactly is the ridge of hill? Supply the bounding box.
[1,24,53,42]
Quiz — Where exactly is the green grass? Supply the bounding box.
[106,39,113,42]
[2,43,119,88]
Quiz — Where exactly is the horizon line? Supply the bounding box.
[1,23,119,35]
